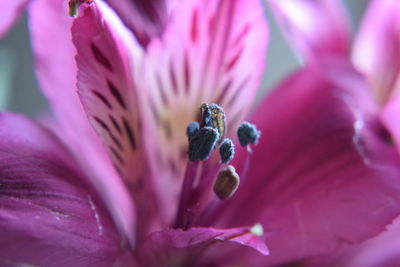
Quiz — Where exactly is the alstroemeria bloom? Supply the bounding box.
[2,0,400,266]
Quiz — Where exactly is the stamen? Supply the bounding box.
[237,121,261,147]
[188,127,219,161]
[186,121,200,141]
[213,165,240,200]
[219,138,235,164]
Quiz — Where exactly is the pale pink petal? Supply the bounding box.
[28,0,135,245]
[267,0,351,62]
[0,113,128,266]
[105,0,167,46]
[352,0,400,105]
[381,94,400,153]
[141,0,268,217]
[217,60,400,265]
[0,0,28,37]
[139,226,268,266]
[72,1,162,241]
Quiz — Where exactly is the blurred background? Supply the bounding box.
[0,1,369,117]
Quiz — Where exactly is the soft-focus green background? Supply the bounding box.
[0,1,369,117]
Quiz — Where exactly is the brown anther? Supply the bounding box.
[209,104,226,143]
[199,103,226,143]
[213,165,240,200]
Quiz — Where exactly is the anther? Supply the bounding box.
[200,103,226,143]
[213,165,240,200]
[237,122,261,147]
[186,121,200,141]
[219,138,235,164]
[209,104,226,143]
[188,127,219,161]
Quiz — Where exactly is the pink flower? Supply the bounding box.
[2,0,400,266]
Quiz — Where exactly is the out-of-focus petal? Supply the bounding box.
[28,0,136,245]
[381,94,400,153]
[72,0,161,241]
[139,226,268,266]
[105,0,167,47]
[218,60,400,265]
[352,0,400,105]
[267,0,351,63]
[0,113,127,266]
[141,0,268,216]
[304,218,400,267]
[0,0,28,37]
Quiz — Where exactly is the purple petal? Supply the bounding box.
[72,1,162,241]
[267,0,351,62]
[28,0,136,245]
[218,59,400,265]
[105,0,167,46]
[352,0,400,105]
[0,0,28,37]
[139,226,268,266]
[0,113,129,266]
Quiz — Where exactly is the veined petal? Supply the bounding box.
[352,0,400,105]
[28,0,136,245]
[139,226,268,266]
[219,60,400,265]
[267,0,351,62]
[142,0,268,211]
[105,0,167,46]
[72,1,162,240]
[0,0,28,37]
[0,113,127,266]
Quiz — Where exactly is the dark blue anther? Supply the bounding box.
[188,127,219,161]
[186,121,200,141]
[219,138,235,164]
[237,122,261,147]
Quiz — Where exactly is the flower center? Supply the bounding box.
[173,103,260,229]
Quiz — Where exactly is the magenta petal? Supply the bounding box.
[105,0,167,46]
[221,60,400,265]
[28,0,136,245]
[139,226,268,266]
[0,0,28,37]
[268,0,351,62]
[0,113,128,266]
